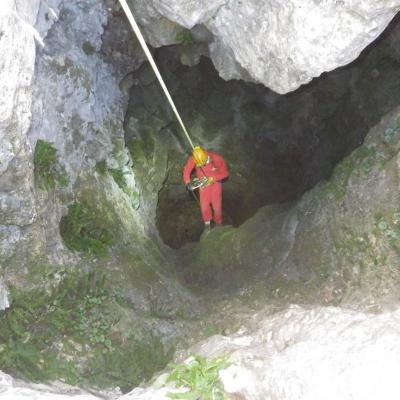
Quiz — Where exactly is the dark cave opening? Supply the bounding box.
[123,17,400,250]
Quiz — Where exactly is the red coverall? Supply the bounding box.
[183,151,229,224]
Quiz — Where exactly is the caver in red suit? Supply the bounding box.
[183,147,229,226]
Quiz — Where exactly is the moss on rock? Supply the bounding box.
[33,139,68,190]
[0,269,172,391]
[82,41,96,56]
[60,201,114,257]
[178,107,400,307]
[108,168,127,191]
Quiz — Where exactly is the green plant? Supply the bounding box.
[82,41,96,56]
[166,354,229,400]
[34,140,68,190]
[59,201,114,257]
[95,161,128,191]
[95,161,139,207]
[0,271,172,391]
[202,323,221,337]
[0,272,111,382]
[176,30,195,45]
[384,118,400,142]
[376,211,400,244]
[109,168,127,191]
[89,334,171,393]
[95,160,108,175]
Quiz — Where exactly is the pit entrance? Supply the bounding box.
[124,20,400,249]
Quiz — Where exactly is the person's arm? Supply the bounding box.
[183,156,195,185]
[209,153,229,182]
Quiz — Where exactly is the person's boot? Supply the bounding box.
[202,221,211,236]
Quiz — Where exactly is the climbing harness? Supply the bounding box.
[187,177,207,206]
[118,0,195,150]
[187,177,208,191]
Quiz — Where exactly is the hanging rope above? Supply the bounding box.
[118,0,196,150]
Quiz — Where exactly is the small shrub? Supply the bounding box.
[166,354,229,400]
[60,201,114,257]
[34,140,68,190]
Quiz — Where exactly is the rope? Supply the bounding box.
[118,0,196,150]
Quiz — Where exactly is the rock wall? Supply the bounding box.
[129,28,400,248]
[130,0,400,93]
[3,305,400,400]
[28,0,137,265]
[127,305,400,400]
[1,0,158,269]
[0,1,202,389]
[1,0,400,392]
[0,0,41,269]
[180,105,400,307]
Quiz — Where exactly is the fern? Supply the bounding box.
[166,354,229,400]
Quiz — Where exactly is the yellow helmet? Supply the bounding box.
[192,146,208,167]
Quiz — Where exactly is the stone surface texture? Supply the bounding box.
[131,0,400,93]
[4,305,400,400]
[0,371,108,399]
[0,0,153,269]
[0,277,9,310]
[1,0,400,394]
[0,0,41,266]
[184,306,400,400]
[27,0,140,263]
[140,34,400,248]
[181,105,400,307]
[0,1,200,385]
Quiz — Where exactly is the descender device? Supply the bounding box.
[187,177,208,191]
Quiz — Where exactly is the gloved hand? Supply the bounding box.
[206,176,215,185]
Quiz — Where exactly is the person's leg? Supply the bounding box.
[199,187,213,223]
[211,183,223,225]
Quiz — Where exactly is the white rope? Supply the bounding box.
[118,0,196,150]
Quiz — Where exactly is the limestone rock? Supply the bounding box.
[195,306,400,400]
[132,0,400,93]
[0,277,9,310]
[151,0,225,29]
[127,0,183,46]
[0,371,104,399]
[0,1,39,230]
[14,0,146,266]
[0,0,38,176]
[0,226,21,262]
[181,105,400,304]
[2,305,400,399]
[0,0,44,270]
[112,305,400,400]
